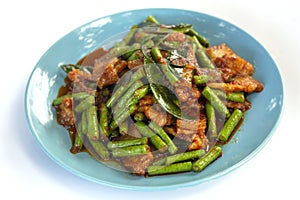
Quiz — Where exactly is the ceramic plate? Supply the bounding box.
[25,8,283,190]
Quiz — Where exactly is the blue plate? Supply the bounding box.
[25,8,284,190]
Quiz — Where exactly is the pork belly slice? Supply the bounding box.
[206,43,254,81]
[144,104,173,127]
[93,57,120,89]
[121,152,154,175]
[208,75,264,93]
[175,109,208,150]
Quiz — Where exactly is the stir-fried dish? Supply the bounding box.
[52,16,264,176]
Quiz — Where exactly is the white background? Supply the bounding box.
[1,0,299,199]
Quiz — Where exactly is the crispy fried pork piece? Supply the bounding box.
[170,43,199,69]
[57,97,76,127]
[177,119,199,131]
[226,100,252,112]
[93,57,119,89]
[175,82,199,103]
[114,59,127,73]
[206,43,254,81]
[208,75,264,93]
[166,32,186,42]
[122,153,154,175]
[136,95,155,112]
[144,104,172,127]
[163,126,177,136]
[68,69,89,82]
[128,50,144,70]
[188,134,207,151]
[67,69,94,92]
[128,59,144,70]
[175,106,208,150]
[181,64,195,86]
[139,95,155,107]
[175,64,200,105]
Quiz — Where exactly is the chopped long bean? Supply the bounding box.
[150,47,179,85]
[148,161,193,176]
[106,67,145,108]
[135,122,167,152]
[112,144,150,158]
[226,92,245,103]
[205,102,217,140]
[213,90,245,103]
[134,112,146,121]
[99,103,110,137]
[187,28,209,48]
[107,137,148,150]
[110,104,138,130]
[165,149,205,165]
[193,36,215,69]
[149,121,178,154]
[74,95,95,113]
[147,15,160,25]
[202,86,230,118]
[81,110,88,134]
[218,109,243,142]
[86,106,99,141]
[112,80,143,113]
[70,121,84,154]
[193,146,222,172]
[89,140,110,160]
[193,75,213,85]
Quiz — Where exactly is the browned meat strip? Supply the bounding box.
[170,56,189,67]
[144,104,171,127]
[139,95,155,107]
[175,106,208,150]
[208,75,264,93]
[128,50,144,70]
[128,59,144,69]
[114,59,127,73]
[56,97,76,127]
[93,57,119,89]
[67,69,94,92]
[163,126,177,136]
[180,103,201,119]
[174,64,201,107]
[231,75,264,92]
[195,67,223,83]
[170,43,199,68]
[176,119,199,131]
[165,32,186,42]
[175,133,196,143]
[188,134,207,151]
[68,68,94,83]
[137,95,155,113]
[175,82,194,103]
[181,64,194,86]
[188,112,208,150]
[122,152,154,175]
[226,100,252,112]
[176,114,207,137]
[207,43,254,81]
